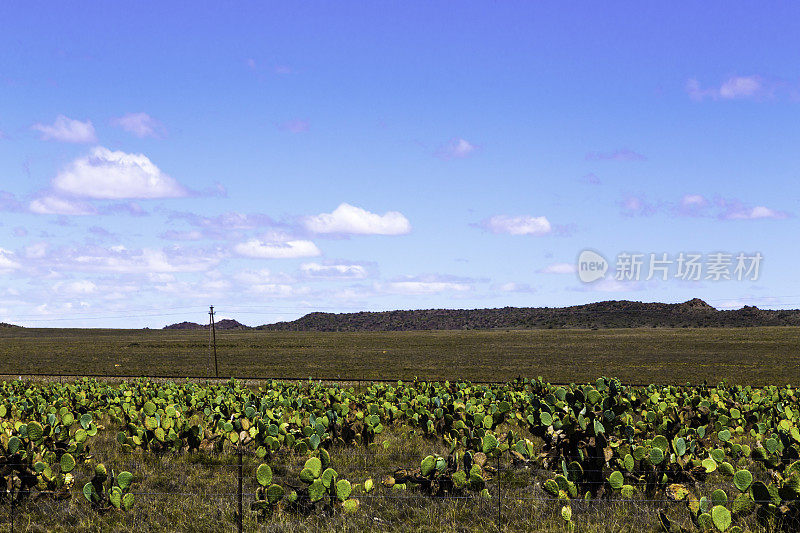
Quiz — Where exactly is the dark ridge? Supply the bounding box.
[0,322,22,329]
[213,319,249,330]
[163,319,249,331]
[252,299,800,331]
[163,321,204,330]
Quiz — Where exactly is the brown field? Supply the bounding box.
[1,326,798,385]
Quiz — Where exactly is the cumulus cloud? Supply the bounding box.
[233,269,295,285]
[304,203,411,235]
[54,280,97,296]
[168,211,279,240]
[177,211,277,231]
[722,204,789,220]
[228,269,308,296]
[25,242,47,259]
[538,262,576,274]
[300,262,369,280]
[52,147,186,199]
[32,115,97,143]
[160,230,204,241]
[380,274,475,295]
[495,282,536,293]
[234,239,321,259]
[436,138,477,159]
[250,283,311,297]
[0,248,21,272]
[47,245,223,274]
[629,194,792,220]
[687,76,765,101]
[111,112,165,138]
[585,149,646,161]
[383,281,471,294]
[480,215,552,236]
[29,196,96,215]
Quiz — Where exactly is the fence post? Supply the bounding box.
[237,447,243,533]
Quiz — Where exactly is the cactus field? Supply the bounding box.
[3,375,800,531]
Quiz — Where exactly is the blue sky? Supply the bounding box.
[1,2,799,327]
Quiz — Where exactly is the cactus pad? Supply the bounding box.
[256,464,272,487]
[733,470,752,492]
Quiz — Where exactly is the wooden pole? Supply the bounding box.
[209,306,218,378]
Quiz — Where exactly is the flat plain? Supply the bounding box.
[1,326,798,384]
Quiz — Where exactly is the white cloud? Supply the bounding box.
[29,196,96,215]
[32,115,97,143]
[111,112,165,138]
[147,273,175,283]
[0,248,20,272]
[300,262,368,279]
[233,269,294,285]
[234,239,321,259]
[250,284,311,297]
[52,147,186,199]
[538,262,576,274]
[482,215,552,236]
[496,282,536,293]
[719,76,763,99]
[380,274,474,295]
[304,203,411,235]
[160,230,203,241]
[54,280,98,296]
[687,76,764,101]
[681,194,708,207]
[723,205,789,220]
[383,281,471,294]
[67,246,221,273]
[436,138,477,159]
[25,243,48,259]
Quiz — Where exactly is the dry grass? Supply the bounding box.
[1,326,799,385]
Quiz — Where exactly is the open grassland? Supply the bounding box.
[0,326,799,385]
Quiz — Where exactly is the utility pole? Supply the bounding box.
[209,305,218,378]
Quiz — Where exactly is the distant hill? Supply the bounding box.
[0,322,22,329]
[253,299,800,331]
[163,319,249,331]
[163,321,204,330]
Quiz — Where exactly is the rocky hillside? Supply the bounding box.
[254,299,800,331]
[163,319,249,331]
